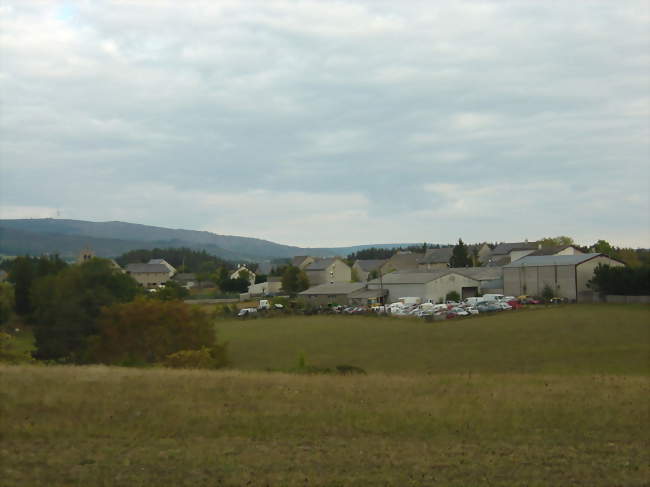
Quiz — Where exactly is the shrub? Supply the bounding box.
[163,347,228,369]
[336,364,366,375]
[541,284,555,302]
[445,291,461,302]
[0,331,33,364]
[88,299,222,366]
[30,259,141,362]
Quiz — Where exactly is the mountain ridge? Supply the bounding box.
[0,218,425,261]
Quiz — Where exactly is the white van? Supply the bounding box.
[399,297,422,305]
[464,297,483,306]
[482,294,505,302]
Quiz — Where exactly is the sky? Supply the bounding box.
[0,1,648,248]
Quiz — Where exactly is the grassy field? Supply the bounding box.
[217,304,650,375]
[1,304,649,486]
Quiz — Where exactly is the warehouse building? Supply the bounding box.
[503,253,624,302]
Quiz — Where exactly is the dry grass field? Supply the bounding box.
[1,304,649,486]
[217,304,650,375]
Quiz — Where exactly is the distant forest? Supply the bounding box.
[346,243,447,261]
[115,248,233,273]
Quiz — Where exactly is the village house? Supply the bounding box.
[469,243,493,265]
[503,253,624,302]
[172,272,197,289]
[248,276,283,296]
[125,263,172,288]
[380,251,422,274]
[487,241,540,266]
[352,259,387,281]
[304,257,351,286]
[148,258,176,277]
[230,265,256,286]
[291,256,316,270]
[417,247,453,271]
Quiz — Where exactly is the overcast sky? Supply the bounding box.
[1,1,648,248]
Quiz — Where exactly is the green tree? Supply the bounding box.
[541,284,555,302]
[588,264,649,296]
[445,290,460,302]
[0,283,15,325]
[30,258,141,362]
[8,257,35,315]
[617,248,641,268]
[149,280,189,301]
[88,298,227,366]
[281,266,309,294]
[449,239,471,267]
[8,255,68,315]
[219,277,250,294]
[350,267,360,282]
[593,239,614,256]
[540,236,575,248]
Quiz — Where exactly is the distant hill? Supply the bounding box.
[0,219,421,261]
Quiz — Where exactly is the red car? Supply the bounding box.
[507,300,523,310]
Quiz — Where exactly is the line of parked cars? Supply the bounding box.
[371,294,537,320]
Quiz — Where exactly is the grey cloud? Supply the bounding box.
[0,1,648,246]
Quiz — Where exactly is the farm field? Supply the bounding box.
[1,304,649,486]
[217,304,650,375]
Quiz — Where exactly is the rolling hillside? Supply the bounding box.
[0,218,420,261]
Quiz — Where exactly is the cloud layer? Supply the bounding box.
[1,1,648,247]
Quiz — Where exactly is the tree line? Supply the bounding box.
[1,256,227,368]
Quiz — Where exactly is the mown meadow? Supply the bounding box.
[1,304,649,486]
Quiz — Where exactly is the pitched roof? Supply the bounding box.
[383,252,422,270]
[450,267,503,281]
[368,271,449,285]
[125,263,170,274]
[492,241,539,255]
[527,245,580,256]
[299,282,366,295]
[354,259,386,272]
[291,256,312,267]
[368,267,499,285]
[348,287,388,298]
[305,257,346,271]
[419,247,453,264]
[504,253,606,268]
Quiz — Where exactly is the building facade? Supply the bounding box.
[503,253,624,301]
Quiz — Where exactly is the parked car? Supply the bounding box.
[237,308,258,317]
[466,306,479,315]
[518,295,541,305]
[497,302,512,311]
[450,307,469,316]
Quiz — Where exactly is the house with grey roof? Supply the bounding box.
[488,241,539,266]
[148,258,176,277]
[248,276,283,296]
[304,257,351,286]
[380,251,422,274]
[352,259,387,281]
[527,245,583,257]
[468,243,493,265]
[503,253,624,302]
[125,263,172,288]
[417,247,453,271]
[299,282,367,306]
[291,256,316,270]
